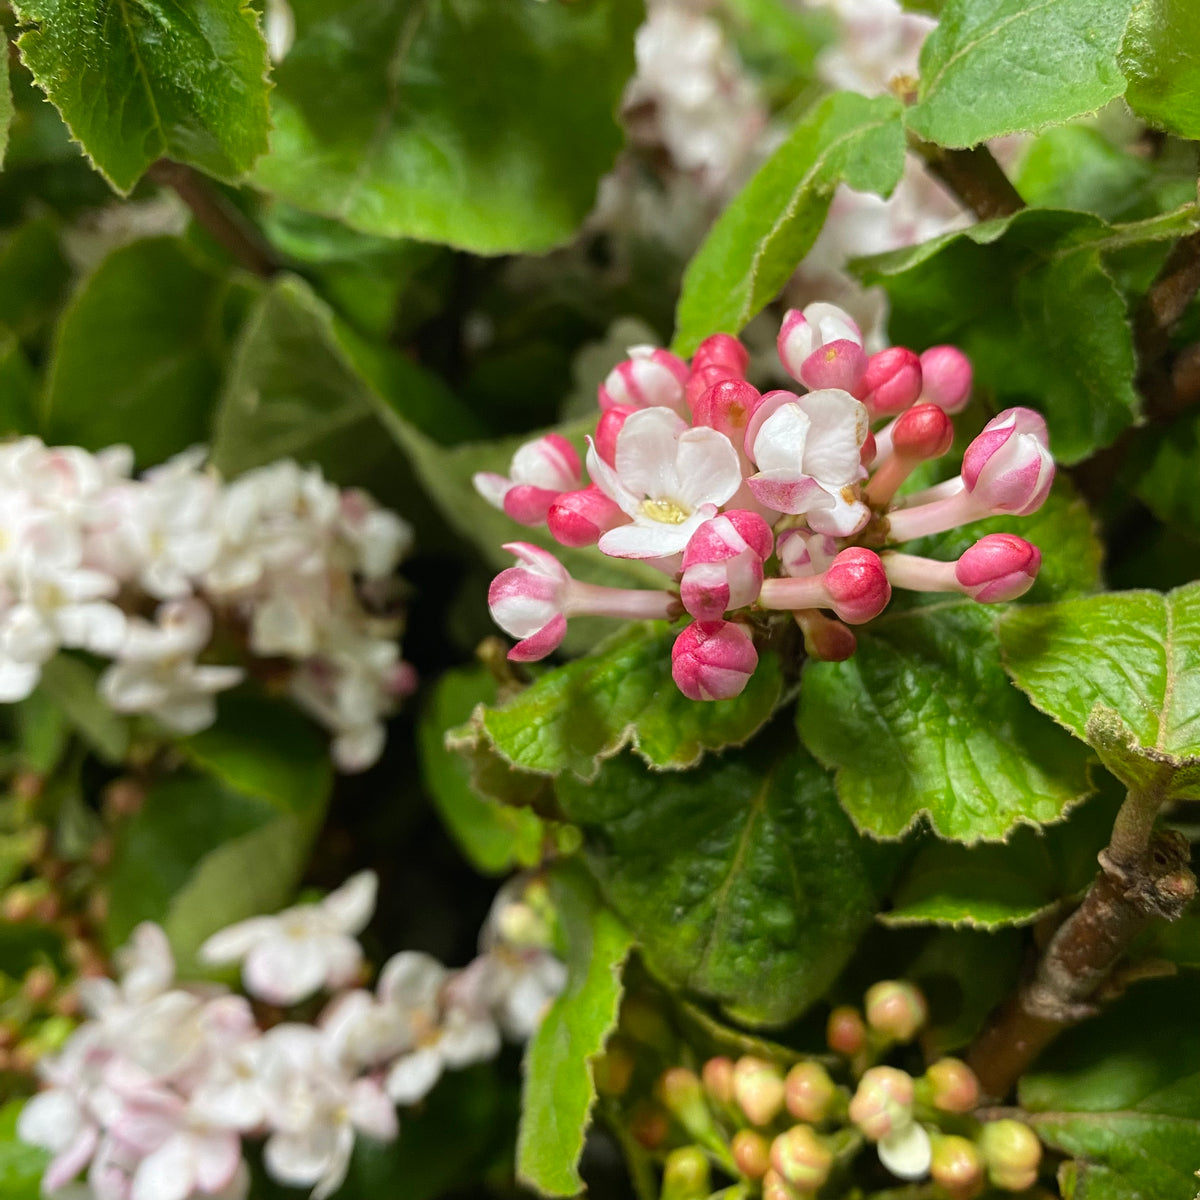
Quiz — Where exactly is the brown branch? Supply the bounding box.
[967,828,1196,1099]
[1134,231,1200,420]
[147,160,278,279]
[908,138,1025,222]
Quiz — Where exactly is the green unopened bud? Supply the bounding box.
[702,1055,735,1106]
[848,1066,914,1141]
[630,1102,670,1150]
[657,1067,714,1139]
[770,1125,833,1192]
[785,1061,837,1123]
[731,1128,771,1180]
[660,1146,710,1200]
[930,1134,984,1199]
[826,1005,867,1056]
[923,1057,981,1114]
[622,995,675,1052]
[594,1038,635,1097]
[979,1119,1042,1192]
[733,1056,786,1126]
[762,1167,803,1200]
[864,980,928,1043]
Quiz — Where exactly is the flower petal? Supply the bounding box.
[673,427,741,509]
[613,407,688,499]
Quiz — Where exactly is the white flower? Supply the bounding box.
[586,407,741,559]
[878,1120,932,1181]
[198,871,377,1006]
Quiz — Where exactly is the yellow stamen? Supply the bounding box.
[640,498,690,525]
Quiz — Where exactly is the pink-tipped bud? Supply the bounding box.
[784,1062,837,1124]
[671,621,758,702]
[702,1056,736,1106]
[771,1125,833,1191]
[731,1129,772,1180]
[778,303,862,382]
[862,347,923,416]
[823,548,891,625]
[595,404,636,466]
[762,1169,802,1200]
[848,1066,914,1142]
[630,1102,670,1150]
[692,332,750,377]
[488,543,569,661]
[826,1006,867,1056]
[778,529,840,579]
[891,404,954,462]
[961,407,1054,516]
[930,1134,984,1199]
[691,379,762,442]
[473,433,582,526]
[547,486,626,548]
[978,1120,1042,1192]
[864,980,928,1042]
[954,534,1040,602]
[732,1056,786,1127]
[685,362,738,411]
[662,1146,710,1200]
[924,1058,981,1115]
[599,345,690,412]
[919,346,973,413]
[794,610,858,662]
[680,511,772,620]
[799,339,868,396]
[657,1067,713,1139]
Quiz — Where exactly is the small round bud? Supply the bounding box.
[732,1129,772,1179]
[955,533,1041,603]
[862,347,923,416]
[23,965,55,1004]
[784,1062,837,1123]
[595,405,635,466]
[693,333,750,378]
[691,379,762,442]
[102,777,146,820]
[732,1056,786,1127]
[794,610,858,662]
[770,1125,833,1192]
[930,1134,984,1199]
[599,346,689,413]
[702,1056,735,1106]
[849,1066,915,1141]
[826,1006,867,1056]
[629,1102,670,1150]
[2,887,36,923]
[593,1040,635,1097]
[823,548,892,625]
[547,485,625,548]
[979,1119,1042,1192]
[762,1168,802,1200]
[961,407,1054,516]
[661,1146,711,1200]
[890,403,954,462]
[657,1067,711,1137]
[671,620,758,702]
[919,345,973,413]
[864,980,927,1042]
[924,1058,981,1114]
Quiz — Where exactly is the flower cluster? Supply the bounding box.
[17,873,565,1200]
[0,440,414,771]
[478,302,1054,700]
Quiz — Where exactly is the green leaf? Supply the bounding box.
[41,237,229,466]
[517,859,634,1197]
[556,739,881,1027]
[1022,976,1200,1200]
[0,39,13,170]
[0,330,39,439]
[12,0,271,192]
[999,582,1200,796]
[673,91,905,356]
[0,215,70,347]
[1120,0,1200,139]
[14,687,69,776]
[466,622,784,781]
[905,0,1137,148]
[0,1100,47,1200]
[254,0,640,254]
[36,653,129,764]
[104,693,331,967]
[1127,407,1200,538]
[419,667,547,876]
[857,207,1200,464]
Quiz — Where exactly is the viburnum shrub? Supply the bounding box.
[1,0,1200,1198]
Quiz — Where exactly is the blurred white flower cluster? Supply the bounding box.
[0,439,414,771]
[18,873,566,1200]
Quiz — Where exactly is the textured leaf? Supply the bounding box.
[556,740,881,1027]
[1120,0,1200,139]
[41,237,229,466]
[12,0,270,192]
[419,667,547,876]
[517,859,634,1197]
[1000,582,1200,797]
[673,91,905,355]
[0,1100,47,1200]
[1022,976,1200,1200]
[468,622,784,781]
[906,0,1136,148]
[254,0,639,254]
[857,208,1200,464]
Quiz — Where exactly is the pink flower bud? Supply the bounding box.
[692,333,750,378]
[961,407,1054,516]
[799,338,868,396]
[827,1007,867,1056]
[671,620,759,702]
[823,547,892,624]
[691,379,762,442]
[849,1066,914,1142]
[702,1056,736,1106]
[919,346,973,413]
[473,433,582,526]
[784,1062,837,1123]
[547,486,627,548]
[930,1134,984,1198]
[595,405,636,466]
[679,511,773,620]
[924,1058,981,1115]
[891,404,954,462]
[731,1056,786,1126]
[598,346,690,413]
[862,347,923,416]
[488,543,569,661]
[771,1125,833,1191]
[685,362,739,411]
[954,534,1041,602]
[865,980,928,1042]
[978,1120,1042,1192]
[794,610,858,662]
[778,303,862,382]
[731,1130,771,1180]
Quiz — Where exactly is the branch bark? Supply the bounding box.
[1134,231,1200,420]
[147,160,278,279]
[908,138,1025,222]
